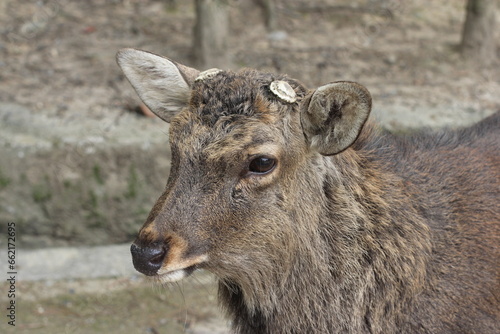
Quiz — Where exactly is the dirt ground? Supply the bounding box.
[1,0,498,127]
[0,272,229,334]
[0,0,499,333]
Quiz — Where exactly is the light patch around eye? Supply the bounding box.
[270,80,297,103]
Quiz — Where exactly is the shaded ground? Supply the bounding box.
[0,102,171,248]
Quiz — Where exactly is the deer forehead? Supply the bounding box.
[188,69,303,125]
[168,71,302,156]
[170,110,285,162]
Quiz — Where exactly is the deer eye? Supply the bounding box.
[248,156,276,174]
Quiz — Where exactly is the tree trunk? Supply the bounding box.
[255,0,277,31]
[460,0,498,65]
[193,0,229,69]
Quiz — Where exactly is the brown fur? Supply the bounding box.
[119,50,499,334]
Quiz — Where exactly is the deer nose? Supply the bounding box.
[130,242,168,276]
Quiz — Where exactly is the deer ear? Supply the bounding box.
[301,81,372,155]
[116,48,200,123]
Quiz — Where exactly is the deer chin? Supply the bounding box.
[156,265,196,283]
[156,254,209,283]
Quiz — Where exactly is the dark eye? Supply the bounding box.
[248,156,276,174]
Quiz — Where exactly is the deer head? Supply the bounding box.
[117,49,371,292]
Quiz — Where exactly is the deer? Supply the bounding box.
[116,48,499,334]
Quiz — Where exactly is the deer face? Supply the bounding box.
[117,49,371,283]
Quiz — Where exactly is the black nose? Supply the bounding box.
[130,243,168,276]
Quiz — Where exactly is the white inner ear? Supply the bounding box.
[117,49,191,122]
[270,81,297,103]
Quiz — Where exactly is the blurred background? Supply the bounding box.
[0,0,498,333]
